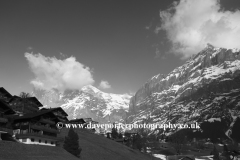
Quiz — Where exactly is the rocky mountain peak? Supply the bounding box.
[206,43,215,49]
[81,85,101,94]
[33,85,132,123]
[126,46,240,140]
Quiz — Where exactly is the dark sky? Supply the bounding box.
[0,0,240,95]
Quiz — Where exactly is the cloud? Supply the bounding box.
[145,22,152,30]
[59,52,67,59]
[157,0,240,59]
[98,80,111,89]
[155,47,161,58]
[27,47,33,50]
[145,26,151,30]
[125,91,135,96]
[25,53,94,92]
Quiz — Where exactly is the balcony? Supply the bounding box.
[15,133,64,141]
[0,126,13,134]
[31,124,60,134]
[0,117,8,123]
[39,118,55,125]
[57,117,68,122]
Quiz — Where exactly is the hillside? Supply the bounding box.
[126,44,240,140]
[59,128,158,160]
[0,141,80,160]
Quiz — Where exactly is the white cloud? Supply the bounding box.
[27,47,33,50]
[145,22,152,30]
[126,91,135,96]
[98,80,111,89]
[25,53,94,92]
[158,0,240,59]
[145,26,150,30]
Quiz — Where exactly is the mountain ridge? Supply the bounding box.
[33,44,240,141]
[126,44,240,140]
[33,85,132,123]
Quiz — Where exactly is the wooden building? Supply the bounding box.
[40,107,69,123]
[0,87,13,103]
[69,118,86,124]
[12,108,67,146]
[0,99,16,140]
[9,96,43,114]
[0,87,70,146]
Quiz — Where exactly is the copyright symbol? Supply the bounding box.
[56,122,64,129]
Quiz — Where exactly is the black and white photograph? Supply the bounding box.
[0,0,240,159]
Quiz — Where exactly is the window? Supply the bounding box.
[45,140,47,144]
[39,140,41,143]
[22,139,27,142]
[31,138,34,142]
[22,130,27,134]
[51,141,54,145]
[23,122,29,125]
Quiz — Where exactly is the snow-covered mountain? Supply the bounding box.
[33,85,131,123]
[126,44,240,140]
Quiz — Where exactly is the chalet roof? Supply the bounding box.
[12,109,56,121]
[91,120,99,124]
[0,87,12,98]
[11,107,68,122]
[25,97,43,107]
[0,99,16,115]
[81,118,98,124]
[9,96,43,107]
[83,118,92,121]
[57,116,69,122]
[41,107,68,116]
[8,95,20,104]
[69,118,86,123]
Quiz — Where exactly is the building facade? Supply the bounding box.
[12,109,67,146]
[0,99,16,140]
[0,87,69,146]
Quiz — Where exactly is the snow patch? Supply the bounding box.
[207,118,221,122]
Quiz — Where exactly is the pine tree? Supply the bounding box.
[124,132,131,147]
[106,132,111,139]
[111,127,118,139]
[135,134,143,151]
[118,133,123,139]
[169,130,187,154]
[63,128,82,158]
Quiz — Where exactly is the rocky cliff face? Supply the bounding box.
[33,85,131,123]
[127,44,240,140]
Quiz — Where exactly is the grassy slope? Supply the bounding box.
[0,140,80,160]
[59,128,159,160]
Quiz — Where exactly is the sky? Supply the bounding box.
[0,0,240,96]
